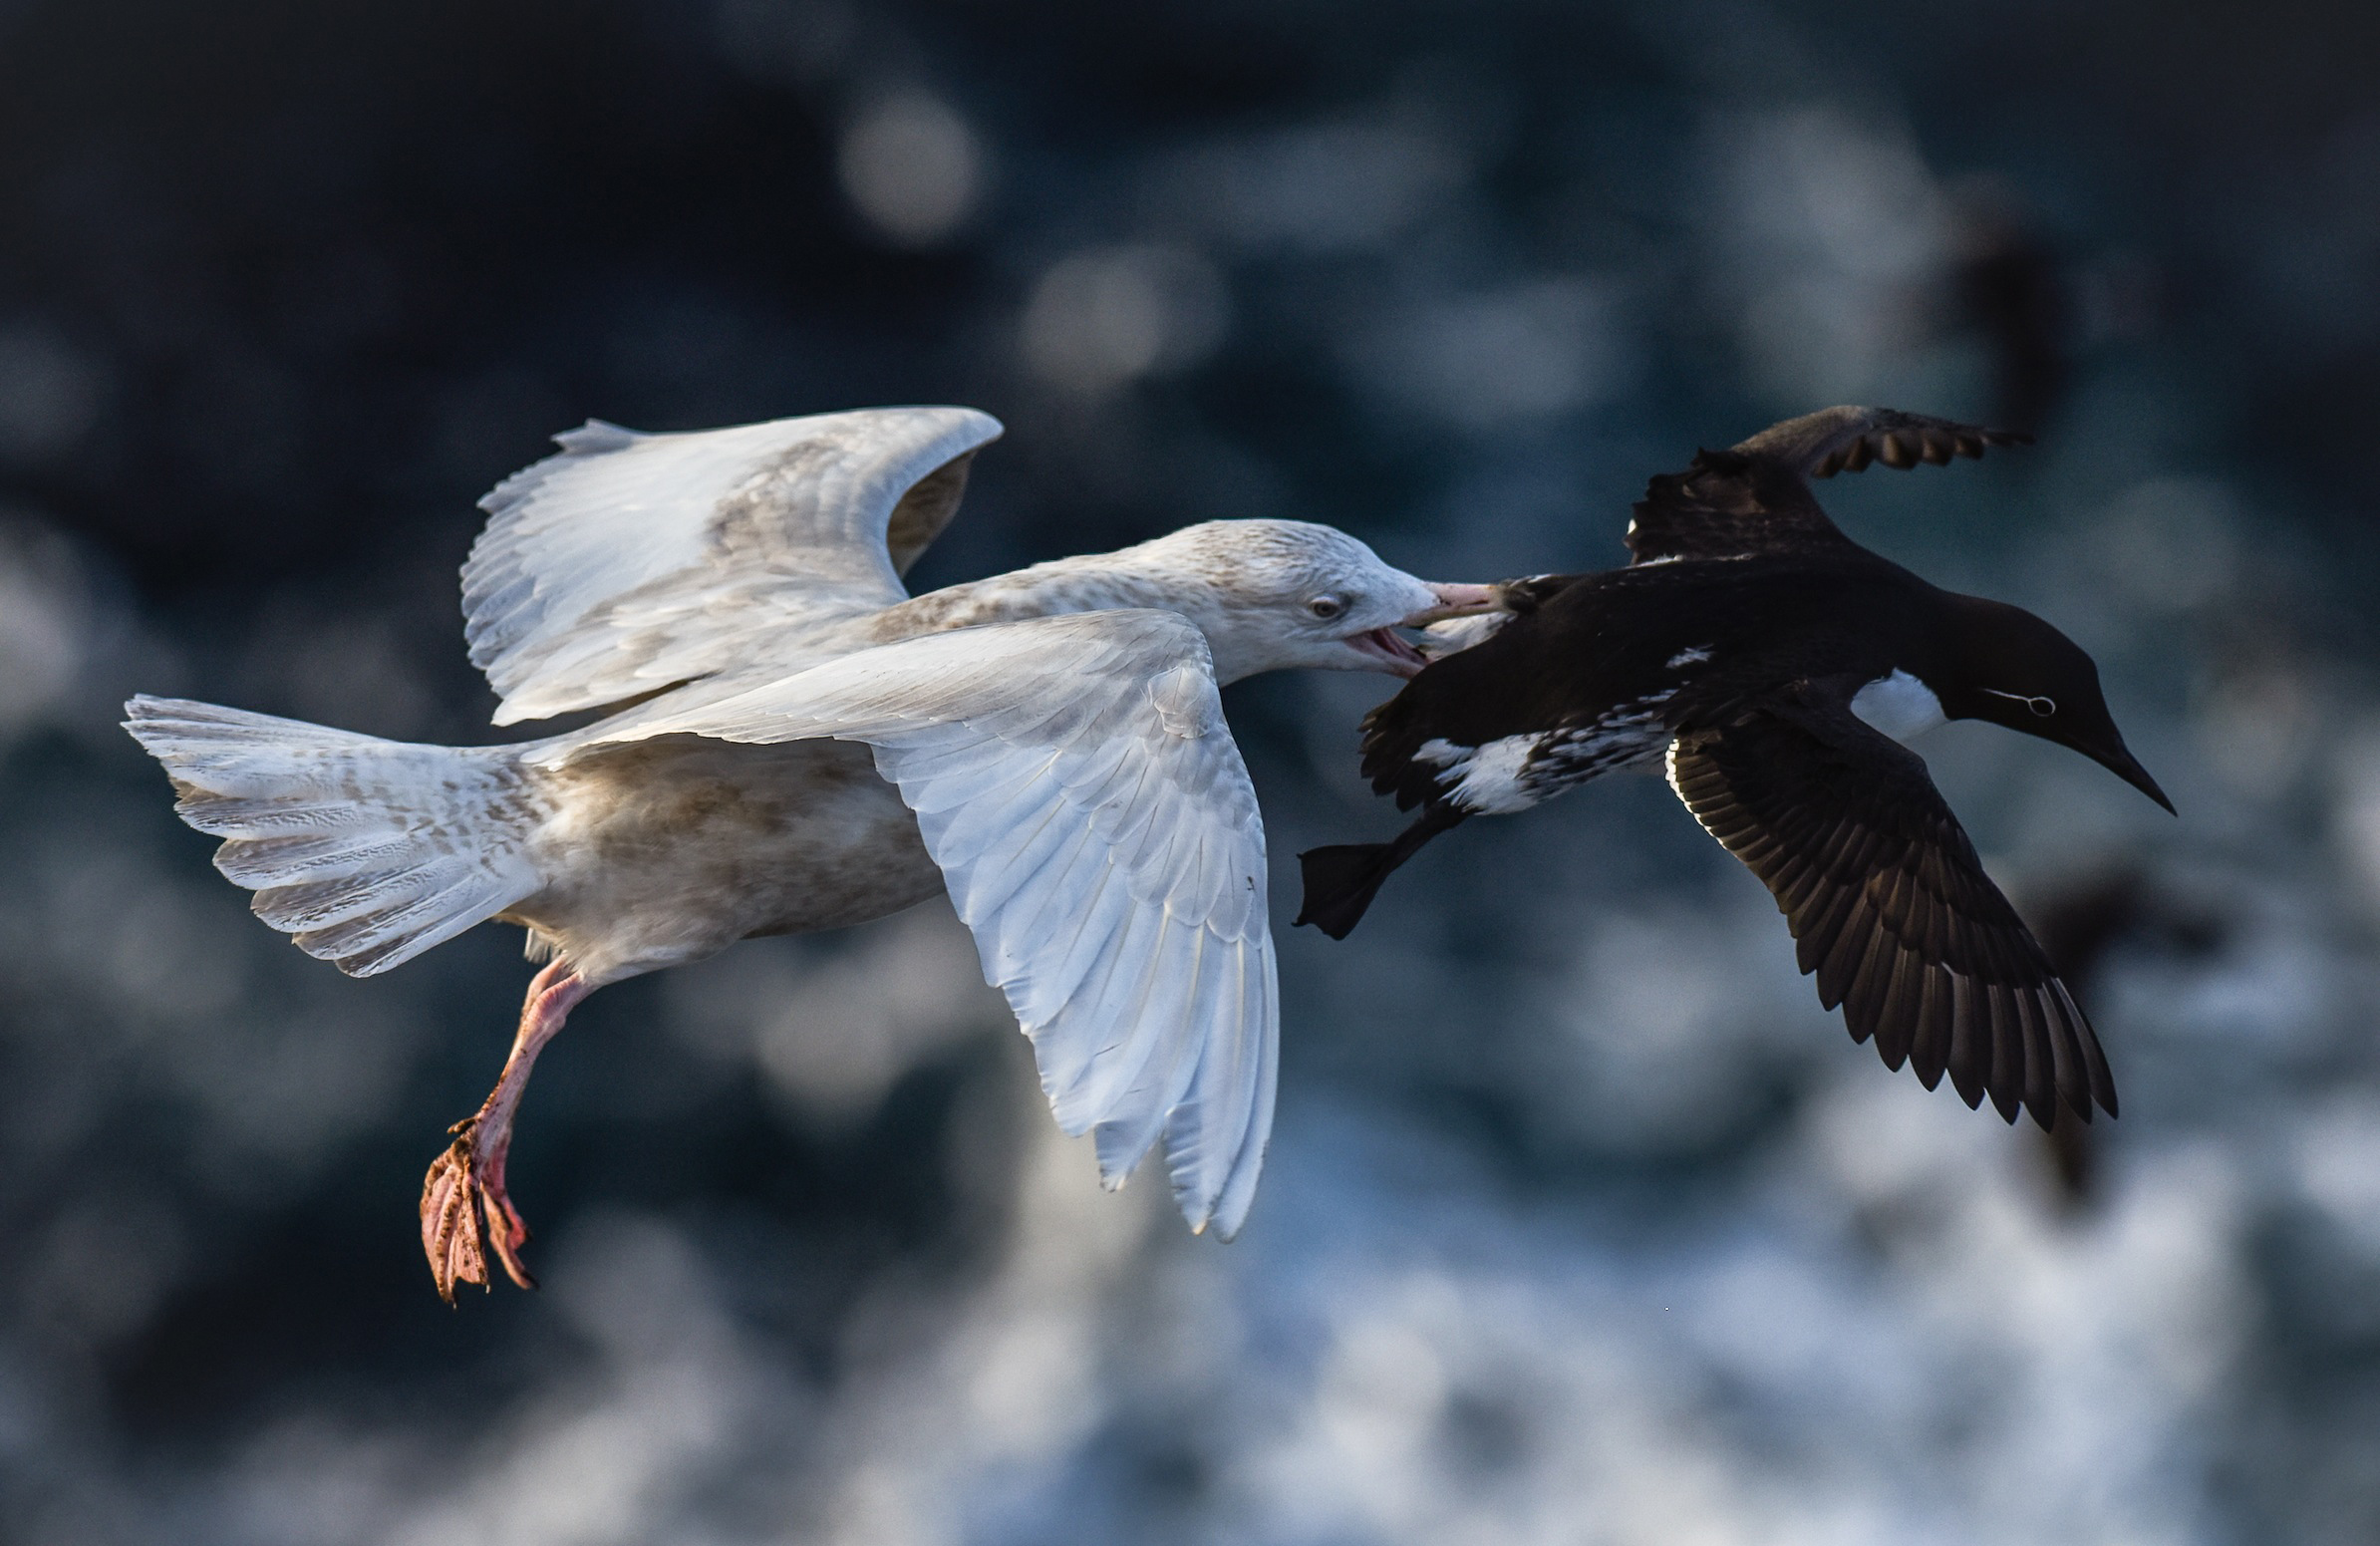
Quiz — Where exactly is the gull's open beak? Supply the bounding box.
[1399,582,1503,627]
[1348,584,1506,677]
[1347,628,1431,677]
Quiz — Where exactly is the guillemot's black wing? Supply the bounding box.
[1665,696,2115,1129]
[1626,407,2028,565]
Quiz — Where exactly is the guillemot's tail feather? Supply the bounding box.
[1294,806,1466,940]
[124,696,544,976]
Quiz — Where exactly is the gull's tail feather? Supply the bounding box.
[1293,805,1466,940]
[124,696,544,975]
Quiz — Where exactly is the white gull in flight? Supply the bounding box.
[124,407,1495,1301]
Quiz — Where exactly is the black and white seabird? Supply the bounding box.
[1296,406,2174,1131]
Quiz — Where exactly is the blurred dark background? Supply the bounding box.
[6,2,2380,1541]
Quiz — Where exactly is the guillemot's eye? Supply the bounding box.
[1983,688,2057,717]
[1307,595,1346,621]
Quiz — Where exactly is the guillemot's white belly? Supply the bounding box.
[1850,668,1945,744]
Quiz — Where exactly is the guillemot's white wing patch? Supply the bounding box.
[1416,733,1546,815]
[539,609,1276,1239]
[1419,694,1674,815]
[1666,644,1713,669]
[1849,668,1945,744]
[464,407,1003,725]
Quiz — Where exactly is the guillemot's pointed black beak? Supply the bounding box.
[2092,741,2176,815]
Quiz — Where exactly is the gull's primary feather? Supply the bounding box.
[465,407,1001,725]
[539,609,1277,1234]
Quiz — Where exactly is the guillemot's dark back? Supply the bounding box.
[1298,407,2174,1133]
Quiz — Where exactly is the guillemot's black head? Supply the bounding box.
[1936,596,2174,813]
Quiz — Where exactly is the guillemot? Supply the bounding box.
[1295,406,2173,1131]
[126,407,1497,1300]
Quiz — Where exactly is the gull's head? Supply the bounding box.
[1118,520,1498,685]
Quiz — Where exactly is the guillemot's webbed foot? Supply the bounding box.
[421,1111,537,1303]
[1295,805,1470,939]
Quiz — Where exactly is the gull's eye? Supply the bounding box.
[1308,595,1346,621]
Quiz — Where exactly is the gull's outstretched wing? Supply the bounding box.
[464,407,1003,725]
[1665,693,2116,1130]
[1625,407,2026,565]
[539,609,1277,1237]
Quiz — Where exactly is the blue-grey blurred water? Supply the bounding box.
[4,2,2379,1541]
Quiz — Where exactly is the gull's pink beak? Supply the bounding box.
[1399,583,1503,627]
[1347,628,1431,676]
[1347,584,1509,678]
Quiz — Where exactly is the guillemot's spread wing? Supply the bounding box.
[1625,407,2026,565]
[463,407,1003,725]
[1731,405,2028,480]
[539,609,1276,1238]
[1664,697,2115,1129]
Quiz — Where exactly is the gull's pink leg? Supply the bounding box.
[421,960,591,1304]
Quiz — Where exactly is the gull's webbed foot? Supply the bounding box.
[421,1114,536,1304]
[421,961,587,1304]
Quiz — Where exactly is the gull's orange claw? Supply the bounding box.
[420,1129,486,1305]
[421,1112,539,1305]
[419,961,583,1303]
